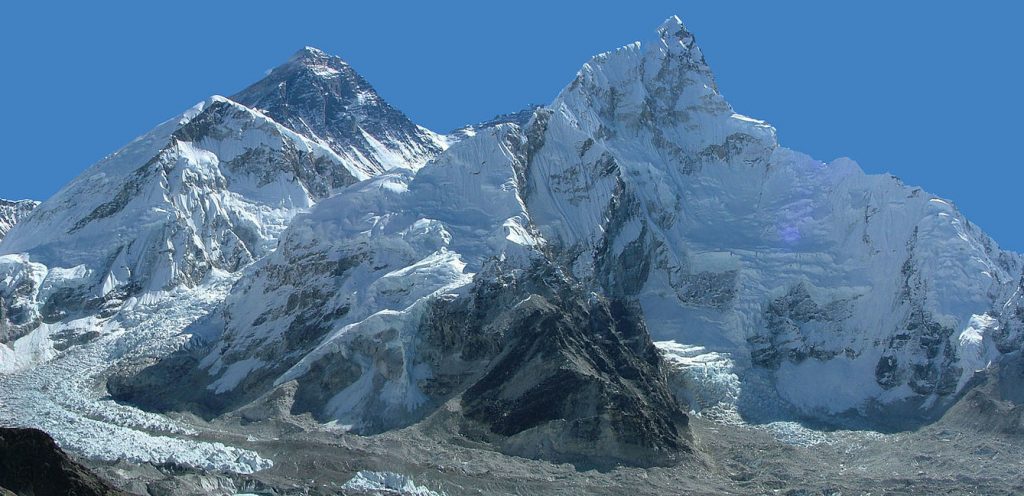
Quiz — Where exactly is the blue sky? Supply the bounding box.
[1,1,1021,250]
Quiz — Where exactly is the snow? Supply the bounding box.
[342,471,445,495]
[2,16,1023,467]
[0,275,272,473]
[658,341,740,412]
[956,313,1000,389]
[775,356,884,414]
[201,124,541,426]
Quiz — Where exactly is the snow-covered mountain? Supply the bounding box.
[520,16,1024,425]
[232,47,448,177]
[0,199,38,242]
[0,50,446,356]
[2,14,1023,479]
[0,47,450,474]
[113,14,1024,450]
[111,122,691,468]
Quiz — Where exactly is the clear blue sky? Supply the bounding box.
[1,1,1021,250]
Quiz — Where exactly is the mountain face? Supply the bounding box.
[111,123,691,468]
[232,47,448,177]
[521,16,1024,426]
[0,199,38,242]
[112,14,1024,447]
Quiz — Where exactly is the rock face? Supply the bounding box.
[940,351,1024,437]
[232,47,448,177]
[455,272,691,469]
[0,427,128,496]
[0,199,38,242]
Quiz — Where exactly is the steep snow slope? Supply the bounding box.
[0,199,38,242]
[523,16,1024,424]
[232,47,448,176]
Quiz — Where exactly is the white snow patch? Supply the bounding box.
[342,471,445,495]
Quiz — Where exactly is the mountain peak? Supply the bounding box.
[656,15,689,39]
[653,15,708,70]
[232,47,446,176]
[287,46,341,67]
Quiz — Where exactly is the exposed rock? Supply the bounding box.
[0,427,129,496]
[232,46,447,176]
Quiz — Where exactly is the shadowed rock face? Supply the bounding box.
[0,427,128,496]
[458,269,692,469]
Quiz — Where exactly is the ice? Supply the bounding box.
[0,276,272,474]
[342,471,445,496]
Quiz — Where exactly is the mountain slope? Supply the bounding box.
[232,47,448,177]
[111,122,692,468]
[120,15,1024,444]
[0,96,361,347]
[0,199,38,242]
[0,47,449,475]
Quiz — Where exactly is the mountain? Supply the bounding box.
[232,47,448,177]
[112,14,1024,452]
[519,15,1023,426]
[2,14,1023,490]
[111,122,691,468]
[0,46,447,477]
[0,199,38,242]
[0,51,446,361]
